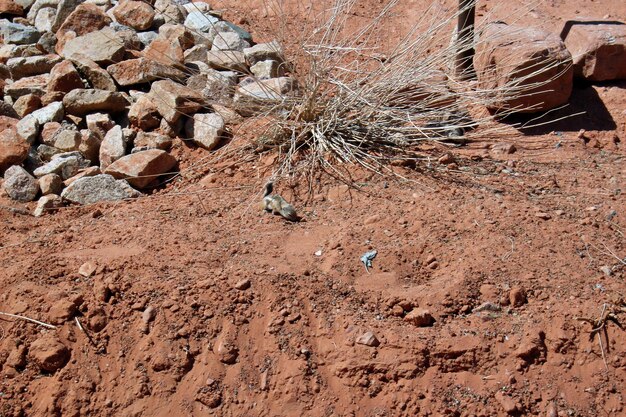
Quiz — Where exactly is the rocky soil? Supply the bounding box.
[0,0,625,416]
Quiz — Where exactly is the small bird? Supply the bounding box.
[261,182,299,222]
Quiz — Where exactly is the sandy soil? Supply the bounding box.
[1,0,625,416]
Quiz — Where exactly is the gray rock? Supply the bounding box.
[0,20,41,45]
[37,31,57,54]
[26,0,59,22]
[62,89,128,116]
[3,165,40,201]
[233,77,297,115]
[16,114,40,144]
[153,0,186,25]
[7,55,61,80]
[184,112,224,150]
[36,144,61,161]
[30,101,64,124]
[33,152,89,179]
[211,31,249,52]
[184,10,218,32]
[33,193,62,216]
[250,59,284,79]
[53,129,81,152]
[0,101,18,118]
[34,7,56,32]
[133,131,172,150]
[183,44,209,63]
[243,40,284,65]
[60,27,125,65]
[99,125,125,169]
[61,174,140,204]
[137,30,158,47]
[206,50,247,71]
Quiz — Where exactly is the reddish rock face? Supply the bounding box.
[104,149,177,189]
[0,117,28,173]
[48,60,84,93]
[0,0,23,16]
[564,22,626,81]
[55,3,112,52]
[113,0,156,31]
[28,334,71,372]
[474,22,573,113]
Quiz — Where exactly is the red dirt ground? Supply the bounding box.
[1,0,625,416]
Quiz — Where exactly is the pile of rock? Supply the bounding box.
[0,0,297,214]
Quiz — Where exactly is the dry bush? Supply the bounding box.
[144,0,574,183]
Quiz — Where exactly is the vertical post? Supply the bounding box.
[456,0,476,79]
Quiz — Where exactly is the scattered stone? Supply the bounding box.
[205,50,247,71]
[38,172,62,195]
[472,302,502,313]
[215,339,238,364]
[30,101,64,124]
[107,57,186,86]
[99,125,126,169]
[355,331,380,347]
[495,391,519,415]
[234,77,297,115]
[142,305,156,323]
[13,94,41,117]
[3,165,39,201]
[211,31,250,51]
[133,131,172,150]
[243,40,283,65]
[250,59,283,79]
[184,10,218,32]
[112,0,155,31]
[404,308,434,327]
[0,101,18,119]
[4,73,49,98]
[61,174,140,204]
[63,165,101,186]
[28,334,70,372]
[48,60,84,93]
[85,112,114,140]
[184,112,224,150]
[78,129,102,163]
[438,153,454,165]
[48,299,77,324]
[535,212,551,220]
[600,265,613,277]
[63,89,128,116]
[70,55,117,91]
[33,152,88,179]
[509,287,527,307]
[153,0,186,26]
[60,27,125,65]
[0,20,41,45]
[52,128,81,152]
[36,144,60,161]
[564,22,626,81]
[0,127,29,172]
[78,260,96,277]
[33,193,61,216]
[128,95,161,130]
[491,142,516,155]
[6,54,61,80]
[148,80,203,124]
[0,0,23,15]
[234,278,250,290]
[55,3,111,50]
[104,149,177,188]
[474,22,573,112]
[143,24,193,66]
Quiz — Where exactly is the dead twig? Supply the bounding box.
[0,311,56,329]
[575,299,626,372]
